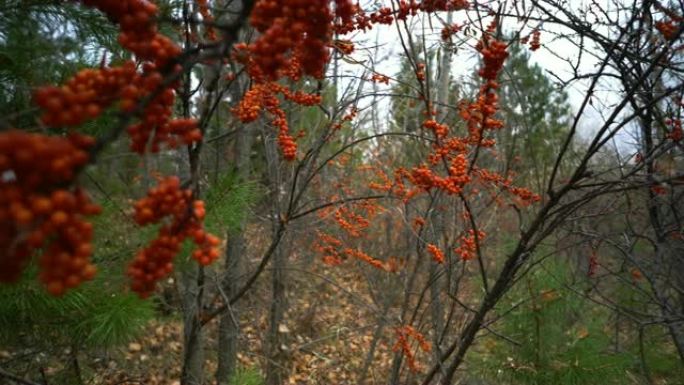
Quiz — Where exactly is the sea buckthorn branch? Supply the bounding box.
[36,1,205,155]
[463,33,509,170]
[288,129,435,223]
[0,131,101,295]
[225,0,358,159]
[46,0,254,160]
[289,194,387,222]
[233,82,322,160]
[127,176,221,297]
[3,0,257,295]
[311,195,390,270]
[232,0,476,161]
[459,193,489,293]
[392,325,432,373]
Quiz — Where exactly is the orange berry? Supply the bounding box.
[50,211,69,226]
[82,264,97,280]
[47,281,65,296]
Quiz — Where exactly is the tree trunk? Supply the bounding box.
[217,232,245,385]
[181,265,205,385]
[216,26,253,382]
[263,124,288,385]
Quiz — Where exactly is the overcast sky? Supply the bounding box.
[335,1,637,148]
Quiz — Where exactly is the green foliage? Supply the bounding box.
[0,194,156,352]
[472,259,635,385]
[0,266,153,350]
[204,171,261,235]
[0,1,120,128]
[497,43,574,189]
[229,366,264,385]
[640,326,684,381]
[389,44,442,134]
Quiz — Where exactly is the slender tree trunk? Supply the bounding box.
[265,245,287,385]
[389,207,426,384]
[263,124,288,385]
[181,265,205,385]
[436,11,453,123]
[217,236,243,385]
[358,292,394,385]
[216,13,253,378]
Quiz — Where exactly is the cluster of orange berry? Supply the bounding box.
[128,177,220,297]
[395,1,419,21]
[273,109,297,160]
[656,19,678,40]
[587,249,598,277]
[370,7,394,25]
[333,206,371,238]
[474,169,541,206]
[392,325,431,373]
[416,63,426,81]
[366,166,394,192]
[455,230,485,261]
[82,0,181,67]
[459,89,503,146]
[529,30,541,51]
[506,185,541,206]
[233,84,296,159]
[234,82,322,160]
[332,107,358,131]
[246,0,352,80]
[408,165,436,191]
[314,231,344,266]
[57,0,199,154]
[314,197,386,268]
[345,248,385,270]
[333,39,355,55]
[666,118,682,141]
[0,130,100,295]
[370,73,391,84]
[420,0,469,12]
[34,62,137,127]
[477,38,509,81]
[408,157,470,195]
[336,0,468,33]
[281,87,322,106]
[459,37,508,145]
[196,0,217,41]
[314,232,386,270]
[233,83,267,122]
[423,119,449,139]
[426,243,445,264]
[441,23,462,42]
[427,137,468,165]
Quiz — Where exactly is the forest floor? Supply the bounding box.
[90,262,398,385]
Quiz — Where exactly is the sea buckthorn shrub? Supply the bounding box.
[2,0,217,297]
[305,17,544,372]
